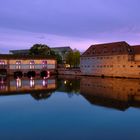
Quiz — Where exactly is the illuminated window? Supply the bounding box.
[16,61,21,69]
[30,60,35,69]
[0,61,5,68]
[0,61,5,65]
[42,60,47,68]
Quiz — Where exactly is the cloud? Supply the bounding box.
[0,0,140,38]
[0,0,140,53]
[0,28,96,53]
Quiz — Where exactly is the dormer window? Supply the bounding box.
[92,48,96,54]
[103,48,107,53]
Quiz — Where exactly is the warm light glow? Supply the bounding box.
[43,80,47,87]
[64,80,67,84]
[30,79,35,88]
[16,78,22,88]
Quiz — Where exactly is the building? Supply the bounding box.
[51,47,72,63]
[9,49,29,55]
[80,41,140,78]
[9,46,72,63]
[0,54,56,77]
[0,77,56,97]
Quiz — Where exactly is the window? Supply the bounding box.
[138,65,140,68]
[123,65,125,68]
[16,61,21,69]
[0,61,5,68]
[42,60,47,68]
[30,60,35,69]
[130,65,134,67]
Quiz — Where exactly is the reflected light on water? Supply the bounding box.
[16,78,22,88]
[30,78,35,88]
[64,80,67,84]
[43,79,47,87]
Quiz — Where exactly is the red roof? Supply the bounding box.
[132,45,140,54]
[82,41,133,57]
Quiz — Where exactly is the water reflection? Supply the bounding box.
[0,77,56,101]
[30,78,35,88]
[80,77,140,110]
[16,78,22,88]
[1,76,140,111]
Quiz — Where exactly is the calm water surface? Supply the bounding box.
[0,76,140,140]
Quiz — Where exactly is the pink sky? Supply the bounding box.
[0,27,140,54]
[0,28,97,53]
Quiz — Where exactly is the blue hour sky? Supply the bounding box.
[0,0,140,53]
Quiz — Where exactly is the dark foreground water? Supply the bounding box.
[0,76,140,140]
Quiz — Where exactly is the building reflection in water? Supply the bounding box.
[42,79,47,87]
[0,77,56,101]
[30,78,35,88]
[80,77,140,111]
[2,75,140,111]
[16,78,22,88]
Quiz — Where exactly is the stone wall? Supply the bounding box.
[80,54,140,78]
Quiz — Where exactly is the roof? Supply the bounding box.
[132,45,140,54]
[81,41,133,57]
[0,54,56,60]
[9,47,72,54]
[51,46,72,52]
[9,49,29,54]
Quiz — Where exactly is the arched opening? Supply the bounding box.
[0,69,7,76]
[14,71,23,79]
[40,71,48,78]
[27,71,36,78]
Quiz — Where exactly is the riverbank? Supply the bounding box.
[57,68,82,76]
[57,68,140,79]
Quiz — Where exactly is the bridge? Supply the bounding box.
[0,54,57,78]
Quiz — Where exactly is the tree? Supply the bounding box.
[29,44,50,56]
[50,50,63,64]
[55,53,63,64]
[29,44,63,64]
[73,50,80,67]
[66,51,74,67]
[65,50,80,68]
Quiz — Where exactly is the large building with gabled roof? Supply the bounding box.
[80,41,140,78]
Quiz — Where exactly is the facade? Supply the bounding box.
[51,47,72,63]
[9,46,72,63]
[80,41,140,78]
[0,55,56,76]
